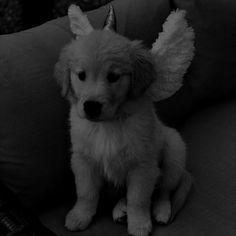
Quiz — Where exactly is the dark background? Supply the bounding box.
[0,0,112,34]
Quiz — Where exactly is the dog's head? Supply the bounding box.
[55,5,156,122]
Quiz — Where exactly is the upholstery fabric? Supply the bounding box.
[0,18,73,208]
[40,99,236,236]
[0,0,169,208]
[174,0,236,104]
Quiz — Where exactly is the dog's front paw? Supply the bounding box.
[153,200,171,224]
[128,213,152,236]
[113,198,127,223]
[65,204,94,231]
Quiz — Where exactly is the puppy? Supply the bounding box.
[55,5,192,236]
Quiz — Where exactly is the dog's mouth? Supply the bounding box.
[82,103,126,122]
[85,116,103,122]
[85,112,120,123]
[85,115,117,123]
[85,112,129,123]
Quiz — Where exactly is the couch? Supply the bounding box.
[0,0,236,235]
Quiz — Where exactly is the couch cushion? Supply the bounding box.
[174,0,236,104]
[87,0,169,47]
[39,99,236,236]
[0,18,73,208]
[0,0,169,209]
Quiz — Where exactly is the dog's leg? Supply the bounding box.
[65,154,102,231]
[126,165,160,236]
[113,197,127,223]
[153,127,192,224]
[153,171,192,224]
[153,189,171,224]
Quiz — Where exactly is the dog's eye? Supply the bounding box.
[107,72,120,83]
[78,71,86,81]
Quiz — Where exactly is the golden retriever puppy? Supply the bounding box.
[55,5,193,236]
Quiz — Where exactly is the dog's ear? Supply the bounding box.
[68,4,94,38]
[129,41,156,99]
[54,46,71,97]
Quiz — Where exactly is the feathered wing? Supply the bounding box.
[68,4,94,37]
[149,9,195,102]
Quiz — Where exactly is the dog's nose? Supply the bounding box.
[84,100,103,120]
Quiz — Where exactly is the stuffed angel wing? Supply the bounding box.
[149,9,195,101]
[68,4,94,37]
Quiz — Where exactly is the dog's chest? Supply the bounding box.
[71,117,136,184]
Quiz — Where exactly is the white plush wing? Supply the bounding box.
[149,9,195,101]
[68,4,94,38]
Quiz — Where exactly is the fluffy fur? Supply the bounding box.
[150,9,195,101]
[55,5,193,236]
